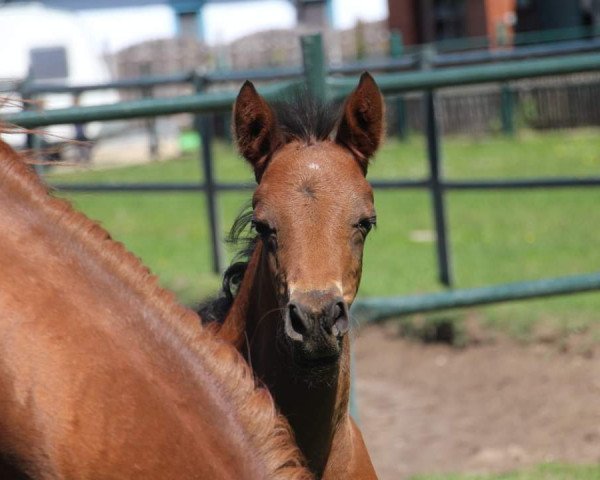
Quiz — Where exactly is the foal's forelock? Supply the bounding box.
[274,92,340,144]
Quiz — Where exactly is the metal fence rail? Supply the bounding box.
[352,272,600,323]
[47,176,600,195]
[431,37,600,68]
[8,80,301,128]
[327,51,600,98]
[20,68,307,96]
[20,72,196,95]
[401,24,600,55]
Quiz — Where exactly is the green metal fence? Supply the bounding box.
[352,273,600,323]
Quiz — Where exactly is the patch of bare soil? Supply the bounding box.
[353,324,600,479]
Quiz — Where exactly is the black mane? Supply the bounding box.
[197,203,255,324]
[197,91,340,325]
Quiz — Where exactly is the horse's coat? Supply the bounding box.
[0,139,312,480]
[200,73,383,479]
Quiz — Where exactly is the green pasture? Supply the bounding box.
[47,129,600,339]
[411,463,600,480]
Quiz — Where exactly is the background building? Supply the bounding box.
[387,0,599,48]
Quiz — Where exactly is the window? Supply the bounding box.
[517,0,533,8]
[434,0,466,40]
[29,47,68,81]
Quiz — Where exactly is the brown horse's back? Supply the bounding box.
[0,140,310,479]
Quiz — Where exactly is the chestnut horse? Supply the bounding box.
[199,73,382,479]
[0,139,312,479]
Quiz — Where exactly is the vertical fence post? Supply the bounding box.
[301,34,327,101]
[193,73,223,274]
[20,69,44,174]
[349,351,360,424]
[500,83,515,136]
[390,30,408,140]
[140,63,159,160]
[421,46,453,287]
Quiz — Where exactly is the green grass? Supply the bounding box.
[46,129,600,337]
[410,463,600,480]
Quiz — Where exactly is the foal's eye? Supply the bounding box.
[251,219,275,238]
[355,217,377,234]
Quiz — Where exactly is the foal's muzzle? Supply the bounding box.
[283,292,349,363]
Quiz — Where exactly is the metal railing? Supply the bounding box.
[2,33,600,311]
[352,272,600,323]
[400,24,600,55]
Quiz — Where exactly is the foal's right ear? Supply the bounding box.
[233,81,280,182]
[335,72,384,174]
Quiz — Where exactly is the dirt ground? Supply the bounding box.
[353,324,600,480]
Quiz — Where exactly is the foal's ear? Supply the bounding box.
[335,72,384,173]
[233,81,280,182]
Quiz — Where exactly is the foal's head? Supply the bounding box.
[234,73,384,367]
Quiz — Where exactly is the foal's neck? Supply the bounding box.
[223,242,351,475]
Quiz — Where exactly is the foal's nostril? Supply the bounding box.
[332,303,342,322]
[331,301,349,337]
[287,303,311,336]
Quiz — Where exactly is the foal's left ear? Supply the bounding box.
[335,72,384,174]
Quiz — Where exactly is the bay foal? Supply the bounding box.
[0,139,311,479]
[200,73,382,479]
